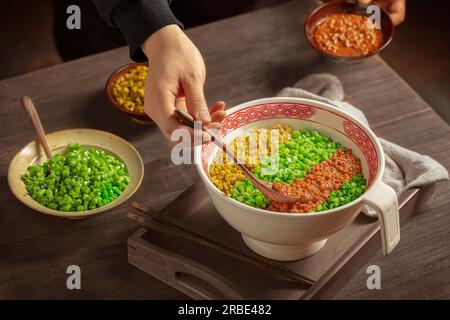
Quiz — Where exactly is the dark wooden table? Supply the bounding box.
[1,0,449,299]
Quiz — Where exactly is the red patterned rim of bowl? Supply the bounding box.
[201,101,379,186]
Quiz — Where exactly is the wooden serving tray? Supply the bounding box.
[128,181,433,299]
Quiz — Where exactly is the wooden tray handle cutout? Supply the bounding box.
[128,228,243,300]
[173,264,243,300]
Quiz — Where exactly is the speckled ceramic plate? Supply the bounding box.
[7,128,144,219]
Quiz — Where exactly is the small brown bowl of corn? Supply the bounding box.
[105,62,154,125]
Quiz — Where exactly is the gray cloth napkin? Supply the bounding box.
[277,73,449,217]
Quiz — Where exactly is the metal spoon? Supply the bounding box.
[21,96,53,159]
[174,109,302,204]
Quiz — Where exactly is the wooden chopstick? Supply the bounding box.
[130,202,315,287]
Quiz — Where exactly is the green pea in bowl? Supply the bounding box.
[8,128,144,219]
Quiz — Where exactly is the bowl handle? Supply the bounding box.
[362,181,400,255]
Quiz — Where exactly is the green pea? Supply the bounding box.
[228,128,366,211]
[21,144,129,212]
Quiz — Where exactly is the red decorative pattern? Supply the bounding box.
[201,142,216,177]
[342,120,378,185]
[200,102,380,187]
[201,103,317,173]
[220,103,317,136]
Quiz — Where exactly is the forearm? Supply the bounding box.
[92,0,183,61]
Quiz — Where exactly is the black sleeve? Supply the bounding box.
[92,0,183,61]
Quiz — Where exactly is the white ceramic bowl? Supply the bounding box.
[195,97,400,261]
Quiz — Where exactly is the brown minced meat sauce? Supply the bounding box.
[268,149,362,213]
[313,13,384,57]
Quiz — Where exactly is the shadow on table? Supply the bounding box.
[264,54,328,94]
[77,89,160,143]
[0,156,197,265]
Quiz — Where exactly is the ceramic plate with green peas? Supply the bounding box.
[8,129,144,219]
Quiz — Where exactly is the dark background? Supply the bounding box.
[0,0,449,124]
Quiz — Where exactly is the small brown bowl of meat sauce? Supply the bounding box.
[305,0,394,62]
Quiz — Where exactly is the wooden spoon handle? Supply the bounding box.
[174,108,235,160]
[174,108,196,128]
[21,96,53,159]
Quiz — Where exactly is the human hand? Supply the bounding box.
[141,25,226,141]
[374,0,406,25]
